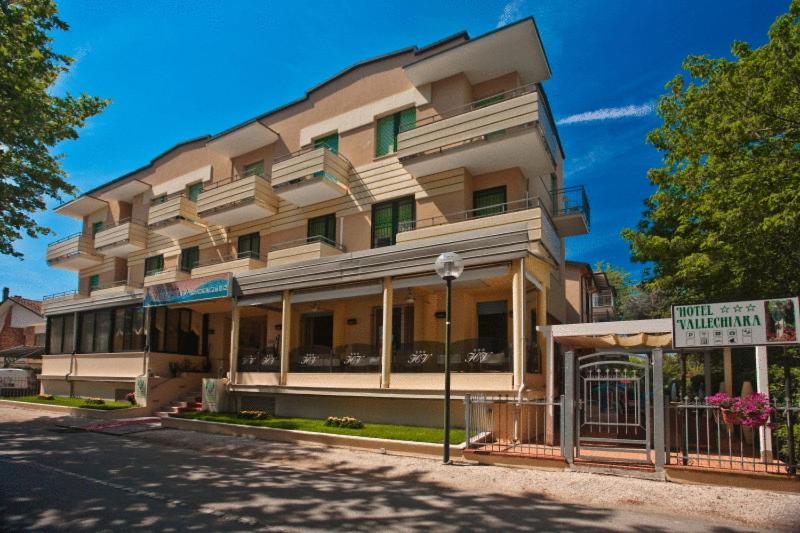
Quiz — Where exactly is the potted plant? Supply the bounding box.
[734,392,776,428]
[706,392,740,425]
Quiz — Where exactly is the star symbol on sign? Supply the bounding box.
[746,304,756,312]
[720,305,730,313]
[733,305,743,313]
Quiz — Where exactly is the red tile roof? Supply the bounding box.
[8,296,43,316]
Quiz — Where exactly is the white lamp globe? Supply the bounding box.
[435,252,464,281]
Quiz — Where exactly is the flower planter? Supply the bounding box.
[720,408,741,426]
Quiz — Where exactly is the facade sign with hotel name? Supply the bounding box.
[671,296,799,348]
[144,273,232,307]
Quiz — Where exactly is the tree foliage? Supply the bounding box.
[0,0,108,257]
[623,2,800,304]
[594,261,670,320]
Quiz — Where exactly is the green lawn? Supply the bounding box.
[3,395,134,410]
[178,412,466,444]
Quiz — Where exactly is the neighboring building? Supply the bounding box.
[564,261,597,323]
[0,287,45,370]
[591,271,616,322]
[40,19,591,424]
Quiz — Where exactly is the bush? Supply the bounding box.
[83,397,106,405]
[324,416,364,429]
[37,394,54,400]
[125,392,136,405]
[238,410,270,420]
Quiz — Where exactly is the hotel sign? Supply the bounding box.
[144,273,232,307]
[672,296,799,348]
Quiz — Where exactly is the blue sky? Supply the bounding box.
[1,0,786,299]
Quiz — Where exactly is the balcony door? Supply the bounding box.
[372,196,414,247]
[301,312,334,350]
[477,300,508,353]
[473,186,507,218]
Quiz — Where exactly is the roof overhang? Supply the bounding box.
[95,179,151,202]
[592,271,611,291]
[207,121,279,158]
[403,18,551,86]
[54,195,108,219]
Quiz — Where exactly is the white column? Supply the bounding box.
[381,277,393,389]
[229,304,240,384]
[511,258,526,388]
[723,347,733,395]
[280,290,292,386]
[755,345,773,460]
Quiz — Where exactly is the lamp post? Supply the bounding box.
[435,252,464,464]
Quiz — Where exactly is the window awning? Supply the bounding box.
[556,333,672,349]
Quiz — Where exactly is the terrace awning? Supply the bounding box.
[556,333,672,349]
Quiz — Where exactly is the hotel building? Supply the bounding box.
[40,18,590,425]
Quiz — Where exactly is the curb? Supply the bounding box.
[161,416,464,458]
[0,399,150,419]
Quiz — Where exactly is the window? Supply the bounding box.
[473,186,507,218]
[47,314,76,354]
[77,308,112,354]
[373,305,414,351]
[89,275,100,291]
[187,182,203,202]
[477,301,509,354]
[376,108,416,157]
[113,307,145,352]
[180,246,199,272]
[244,160,265,177]
[144,255,164,276]
[92,221,105,235]
[153,194,168,204]
[238,232,260,259]
[550,173,558,213]
[473,93,505,109]
[314,133,339,154]
[371,196,414,248]
[308,214,336,244]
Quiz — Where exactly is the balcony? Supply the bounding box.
[395,198,562,263]
[196,174,278,227]
[42,290,89,306]
[89,280,144,298]
[396,84,561,179]
[267,237,345,267]
[93,219,148,258]
[552,185,590,237]
[191,252,267,277]
[143,268,190,287]
[46,233,103,271]
[271,146,351,207]
[147,194,206,239]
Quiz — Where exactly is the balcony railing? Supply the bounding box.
[46,232,103,270]
[553,185,590,229]
[89,279,144,294]
[42,289,85,302]
[398,197,542,233]
[269,235,346,253]
[270,146,351,207]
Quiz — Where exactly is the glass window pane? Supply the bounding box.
[90,275,100,290]
[376,115,395,156]
[181,246,199,272]
[165,309,179,353]
[49,317,63,354]
[398,108,416,131]
[80,312,95,353]
[145,255,164,275]
[63,314,74,353]
[238,233,260,258]
[474,186,507,218]
[130,307,145,351]
[113,308,126,352]
[244,160,265,177]
[187,182,203,201]
[308,214,335,243]
[314,133,339,153]
[95,309,112,353]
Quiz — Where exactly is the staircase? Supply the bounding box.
[154,392,203,419]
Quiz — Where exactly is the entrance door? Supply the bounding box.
[301,313,333,349]
[575,352,651,464]
[477,301,508,353]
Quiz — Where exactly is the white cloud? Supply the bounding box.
[557,102,654,125]
[497,0,525,28]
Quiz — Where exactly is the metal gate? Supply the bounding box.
[564,349,665,470]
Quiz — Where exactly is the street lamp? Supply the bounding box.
[435,252,464,464]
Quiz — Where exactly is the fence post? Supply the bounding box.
[563,350,575,465]
[652,348,665,472]
[559,394,566,459]
[464,393,472,448]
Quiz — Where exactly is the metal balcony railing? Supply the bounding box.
[269,235,346,253]
[398,197,542,233]
[553,185,590,229]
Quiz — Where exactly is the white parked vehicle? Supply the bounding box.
[0,368,34,389]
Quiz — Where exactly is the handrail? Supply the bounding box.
[42,289,83,301]
[398,197,542,233]
[272,144,352,167]
[400,83,539,132]
[200,173,271,192]
[190,250,266,269]
[90,279,144,292]
[95,217,147,232]
[553,185,590,228]
[47,231,88,248]
[269,235,346,252]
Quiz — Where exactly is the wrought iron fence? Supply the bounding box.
[668,397,799,475]
[0,376,41,398]
[464,393,564,458]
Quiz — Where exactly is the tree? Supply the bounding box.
[622,2,800,304]
[0,0,108,257]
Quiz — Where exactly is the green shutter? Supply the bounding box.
[188,182,203,201]
[473,94,505,109]
[474,186,507,218]
[89,275,100,290]
[398,108,416,132]
[180,247,199,272]
[376,115,395,156]
[244,160,265,177]
[314,133,339,154]
[308,214,335,243]
[92,221,105,235]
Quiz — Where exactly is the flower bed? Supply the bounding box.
[177,411,465,444]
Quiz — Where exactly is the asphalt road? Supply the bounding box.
[0,406,770,532]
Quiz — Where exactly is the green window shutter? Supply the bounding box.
[474,186,507,218]
[89,275,100,290]
[92,221,105,235]
[145,255,164,275]
[187,182,203,201]
[473,93,505,109]
[372,196,415,247]
[180,246,199,272]
[397,197,415,230]
[308,214,336,243]
[314,133,339,154]
[244,160,265,177]
[376,115,396,157]
[238,233,260,258]
[398,108,416,132]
